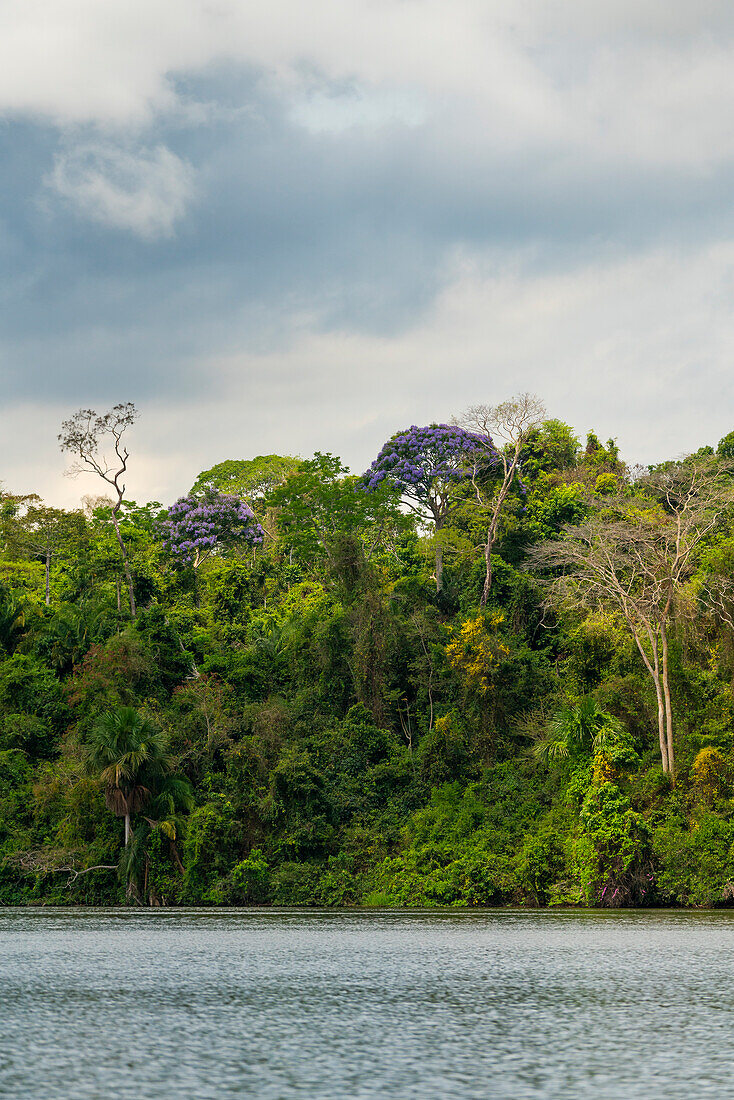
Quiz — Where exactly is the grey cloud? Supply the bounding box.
[2,6,734,505]
[4,72,732,359]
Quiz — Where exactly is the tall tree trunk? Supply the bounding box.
[660,623,675,777]
[110,506,136,617]
[652,673,670,775]
[479,468,516,608]
[124,813,131,847]
[435,543,443,593]
[45,548,50,607]
[634,633,669,773]
[480,536,493,607]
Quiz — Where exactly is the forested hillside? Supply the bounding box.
[3,398,734,908]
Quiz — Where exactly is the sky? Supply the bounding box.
[3,0,734,507]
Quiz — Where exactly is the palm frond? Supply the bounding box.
[538,698,628,763]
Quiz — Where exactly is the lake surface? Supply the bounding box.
[2,908,734,1099]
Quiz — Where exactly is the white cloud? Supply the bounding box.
[48,143,194,239]
[0,0,199,126]
[187,240,734,474]
[3,0,734,504]
[520,0,733,40]
[6,238,734,508]
[1,1,734,172]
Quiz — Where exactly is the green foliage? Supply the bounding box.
[183,798,247,903]
[364,775,545,906]
[268,452,402,582]
[191,455,299,504]
[418,711,475,788]
[516,826,567,905]
[564,613,636,691]
[0,583,31,654]
[231,848,270,903]
[534,698,632,764]
[66,632,156,718]
[0,654,67,750]
[4,428,734,908]
[522,420,580,477]
[577,781,653,906]
[653,811,734,907]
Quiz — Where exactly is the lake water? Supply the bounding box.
[2,908,734,1099]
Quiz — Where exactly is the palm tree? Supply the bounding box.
[118,774,194,903]
[87,706,171,846]
[534,697,625,762]
[0,584,28,655]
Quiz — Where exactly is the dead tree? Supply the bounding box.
[529,458,734,776]
[59,403,139,617]
[459,393,546,606]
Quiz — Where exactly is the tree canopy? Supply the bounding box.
[3,402,734,909]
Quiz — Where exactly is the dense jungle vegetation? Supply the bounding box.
[3,397,734,908]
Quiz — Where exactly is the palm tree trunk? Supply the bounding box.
[124,813,131,846]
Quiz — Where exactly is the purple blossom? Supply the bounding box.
[160,492,265,567]
[363,423,498,527]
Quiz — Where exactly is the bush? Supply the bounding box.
[516,828,566,905]
[578,780,654,906]
[231,848,270,904]
[653,812,734,906]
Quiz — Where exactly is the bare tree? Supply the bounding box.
[4,848,116,884]
[459,393,546,606]
[59,403,139,617]
[529,458,734,776]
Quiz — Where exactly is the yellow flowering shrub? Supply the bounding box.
[591,753,616,785]
[446,612,509,697]
[692,747,730,805]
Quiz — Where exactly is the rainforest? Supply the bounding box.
[2,397,734,909]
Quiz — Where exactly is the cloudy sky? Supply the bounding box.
[3,0,734,506]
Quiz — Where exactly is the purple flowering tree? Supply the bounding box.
[364,424,494,591]
[160,492,265,571]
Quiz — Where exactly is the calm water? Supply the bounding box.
[2,909,734,1099]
